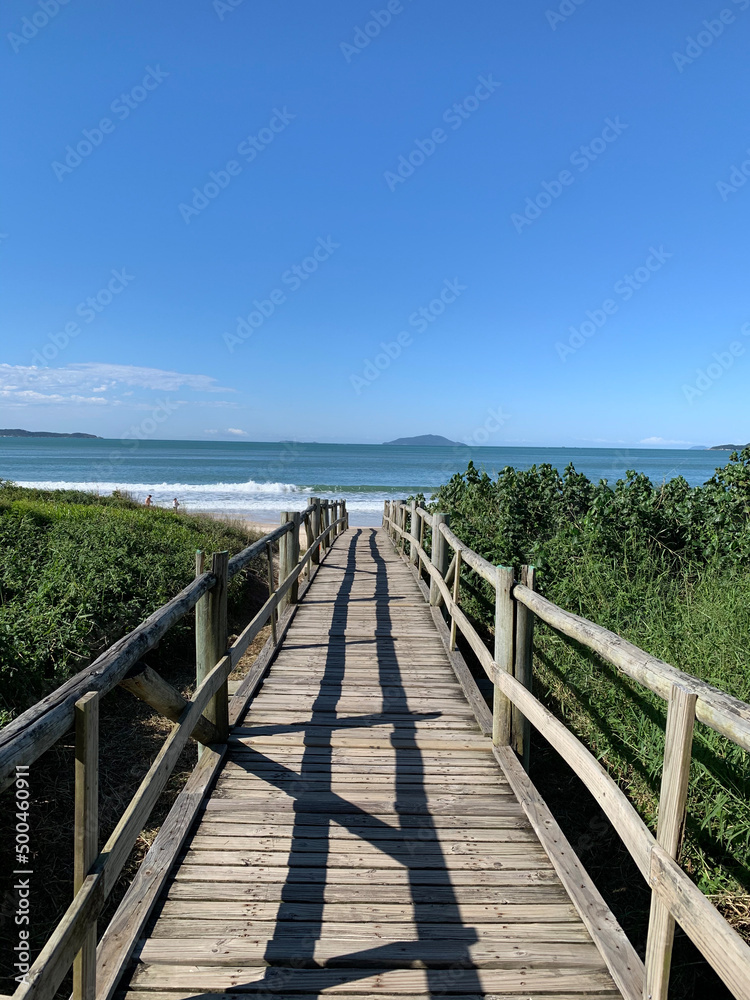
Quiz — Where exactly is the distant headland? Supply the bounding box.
[709,443,749,451]
[0,428,101,439]
[384,434,462,447]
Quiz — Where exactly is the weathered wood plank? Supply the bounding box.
[137,936,604,968]
[126,964,620,993]
[156,899,580,923]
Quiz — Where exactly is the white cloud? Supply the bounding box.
[639,436,692,446]
[227,427,248,436]
[0,362,233,406]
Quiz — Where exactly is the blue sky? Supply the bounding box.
[1,0,749,446]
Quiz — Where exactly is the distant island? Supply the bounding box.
[709,443,749,451]
[384,434,462,447]
[0,428,101,439]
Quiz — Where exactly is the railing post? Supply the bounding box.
[513,565,535,771]
[341,499,348,530]
[303,510,314,578]
[333,501,340,537]
[290,511,301,599]
[195,550,229,748]
[266,541,277,644]
[643,684,698,1000]
[321,502,330,550]
[73,690,98,1000]
[429,513,449,606]
[409,501,419,565]
[492,565,514,746]
[382,499,388,528]
[310,497,321,564]
[418,511,425,573]
[449,549,462,651]
[279,512,298,604]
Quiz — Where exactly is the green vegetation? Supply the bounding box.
[427,449,750,902]
[0,482,259,723]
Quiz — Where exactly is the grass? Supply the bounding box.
[0,481,265,722]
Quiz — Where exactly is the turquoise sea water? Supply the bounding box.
[0,438,733,526]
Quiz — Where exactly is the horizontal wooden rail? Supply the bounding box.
[439,522,496,586]
[0,572,216,791]
[514,583,750,753]
[383,499,750,1000]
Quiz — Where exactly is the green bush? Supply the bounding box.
[0,483,260,721]
[428,450,750,897]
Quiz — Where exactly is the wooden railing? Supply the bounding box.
[383,499,750,1000]
[0,497,347,1000]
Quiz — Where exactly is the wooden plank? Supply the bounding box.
[230,734,491,751]
[73,692,98,1000]
[180,849,551,870]
[127,964,620,993]
[187,833,537,851]
[147,919,592,944]
[193,820,531,837]
[165,881,566,904]
[119,663,219,745]
[643,685,697,1000]
[137,936,604,968]
[172,866,556,884]
[124,993,619,1000]
[157,899,580,923]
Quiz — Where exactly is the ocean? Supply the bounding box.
[0,438,733,526]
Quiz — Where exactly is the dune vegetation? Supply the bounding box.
[425,448,750,918]
[0,482,261,724]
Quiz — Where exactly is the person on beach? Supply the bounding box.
[145,494,153,507]
[173,498,180,511]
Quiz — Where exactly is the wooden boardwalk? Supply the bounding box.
[120,527,623,999]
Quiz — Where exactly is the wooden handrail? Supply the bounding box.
[3,501,347,1000]
[514,583,750,753]
[383,499,750,1000]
